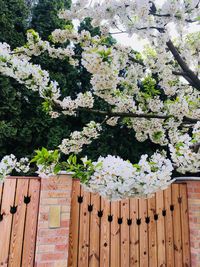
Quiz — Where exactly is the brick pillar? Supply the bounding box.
[35,174,72,267]
[187,181,200,266]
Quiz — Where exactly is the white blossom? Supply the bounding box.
[84,153,174,200]
[59,121,102,155]
[0,155,30,182]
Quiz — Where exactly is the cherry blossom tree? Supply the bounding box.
[0,0,199,200]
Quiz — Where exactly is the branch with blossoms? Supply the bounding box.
[166,40,200,90]
[66,107,200,125]
[0,0,200,199]
[109,30,200,90]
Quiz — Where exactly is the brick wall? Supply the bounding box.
[187,181,200,267]
[35,174,72,267]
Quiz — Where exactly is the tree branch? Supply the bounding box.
[172,71,198,87]
[77,108,199,124]
[190,142,200,153]
[78,108,170,119]
[53,101,199,125]
[167,40,200,90]
[150,12,198,23]
[137,26,166,33]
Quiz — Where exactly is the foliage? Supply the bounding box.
[31,0,71,40]
[65,155,99,184]
[0,0,29,48]
[0,0,73,161]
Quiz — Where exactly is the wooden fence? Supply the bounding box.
[68,181,191,267]
[0,177,40,267]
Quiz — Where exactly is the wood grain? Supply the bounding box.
[0,183,3,206]
[121,199,130,267]
[129,199,139,267]
[172,184,183,267]
[21,179,40,267]
[110,201,120,267]
[156,190,166,267]
[78,188,90,266]
[139,199,148,267]
[180,184,191,267]
[68,180,81,267]
[9,179,29,267]
[100,198,110,267]
[89,193,100,267]
[0,179,17,266]
[164,186,174,267]
[147,196,157,267]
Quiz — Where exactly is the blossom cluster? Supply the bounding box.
[0,42,95,116]
[59,121,102,154]
[83,153,174,200]
[0,155,30,182]
[60,0,199,35]
[36,161,57,179]
[0,42,60,99]
[55,92,94,116]
[169,122,200,174]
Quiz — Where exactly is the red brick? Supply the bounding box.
[40,253,66,261]
[55,244,68,252]
[35,262,54,267]
[38,228,68,237]
[189,193,200,198]
[38,236,68,245]
[41,198,60,205]
[60,220,69,228]
[37,245,55,253]
[39,212,49,221]
[41,190,71,199]
[194,188,200,193]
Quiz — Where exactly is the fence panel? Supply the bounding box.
[68,182,191,267]
[0,177,40,267]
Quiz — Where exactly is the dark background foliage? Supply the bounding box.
[0,0,156,166]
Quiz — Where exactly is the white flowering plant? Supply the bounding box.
[0,0,200,199]
[81,153,174,200]
[0,155,30,182]
[30,151,174,200]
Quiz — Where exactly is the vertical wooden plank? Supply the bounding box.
[0,179,17,266]
[9,179,29,267]
[68,180,81,267]
[89,193,100,267]
[78,188,90,266]
[100,198,110,267]
[139,199,148,267]
[147,196,157,267]
[121,199,130,267]
[130,199,139,267]
[172,184,183,267]
[180,184,191,267]
[156,190,166,267]
[21,179,40,267]
[110,201,120,267]
[164,186,174,267]
[0,183,3,205]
